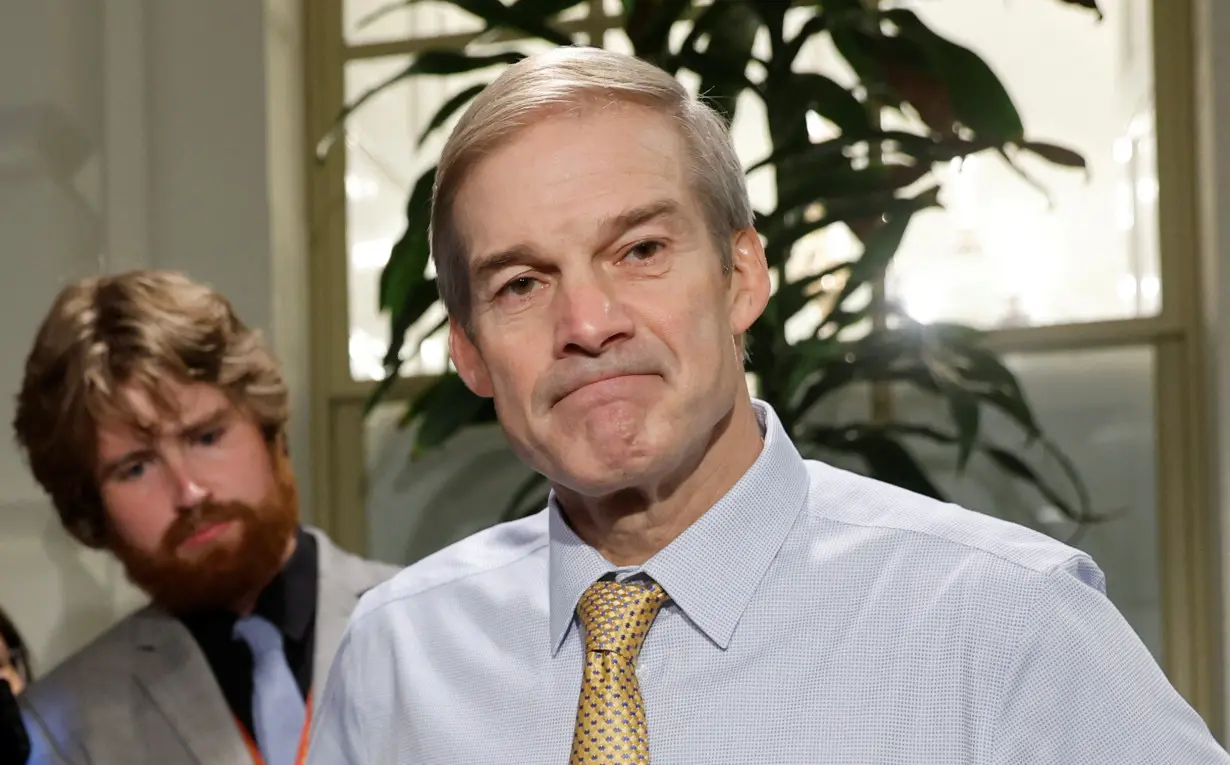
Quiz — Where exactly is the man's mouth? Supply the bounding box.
[558,373,658,405]
[180,520,237,549]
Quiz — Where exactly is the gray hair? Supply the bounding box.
[430,45,754,330]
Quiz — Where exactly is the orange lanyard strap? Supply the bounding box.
[237,690,314,765]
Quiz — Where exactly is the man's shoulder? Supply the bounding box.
[349,509,550,625]
[801,459,1101,585]
[22,606,157,708]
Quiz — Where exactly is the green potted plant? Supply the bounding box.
[322,0,1102,526]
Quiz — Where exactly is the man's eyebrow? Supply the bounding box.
[470,244,545,285]
[179,405,232,437]
[469,199,685,285]
[594,199,683,247]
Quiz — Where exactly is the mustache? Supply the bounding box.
[538,352,665,405]
[161,501,254,551]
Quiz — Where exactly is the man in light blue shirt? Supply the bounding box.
[308,46,1229,764]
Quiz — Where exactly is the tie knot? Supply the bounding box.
[232,614,284,657]
[576,580,668,658]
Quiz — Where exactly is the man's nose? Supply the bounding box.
[165,450,209,511]
[553,273,635,357]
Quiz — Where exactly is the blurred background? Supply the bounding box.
[1,0,1229,745]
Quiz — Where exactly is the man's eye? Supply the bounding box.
[117,461,147,482]
[499,276,539,297]
[195,427,224,446]
[625,240,665,261]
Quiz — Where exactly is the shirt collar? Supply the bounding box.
[548,399,810,654]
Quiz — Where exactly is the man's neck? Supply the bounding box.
[556,395,764,566]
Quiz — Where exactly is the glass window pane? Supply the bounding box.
[344,40,558,381]
[613,2,1158,330]
[886,0,1159,328]
[891,346,1162,660]
[344,0,485,46]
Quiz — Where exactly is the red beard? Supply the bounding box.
[109,453,300,614]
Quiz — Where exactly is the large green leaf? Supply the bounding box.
[837,431,945,500]
[675,1,759,124]
[828,195,929,309]
[1016,140,1088,172]
[511,0,592,18]
[768,259,850,327]
[828,23,911,111]
[885,9,1024,142]
[404,373,495,454]
[360,0,576,44]
[418,83,489,147]
[760,74,872,168]
[379,167,436,313]
[947,391,980,471]
[794,73,873,139]
[774,158,929,227]
[783,318,1063,484]
[623,0,691,65]
[782,10,829,68]
[1054,0,1103,19]
[764,185,939,271]
[980,439,1104,536]
[744,0,790,44]
[370,167,440,409]
[319,51,527,160]
[811,422,1094,525]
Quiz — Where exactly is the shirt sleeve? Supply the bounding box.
[993,556,1229,764]
[305,630,369,765]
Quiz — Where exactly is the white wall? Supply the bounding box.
[0,0,308,674]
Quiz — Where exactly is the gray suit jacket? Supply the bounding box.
[20,527,400,765]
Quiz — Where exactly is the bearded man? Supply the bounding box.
[12,270,398,765]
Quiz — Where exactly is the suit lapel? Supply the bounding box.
[309,529,359,720]
[129,607,253,764]
[308,527,401,725]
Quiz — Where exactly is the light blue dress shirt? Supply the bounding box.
[308,400,1229,764]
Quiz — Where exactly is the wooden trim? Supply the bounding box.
[328,400,371,555]
[980,316,1183,353]
[1152,0,1224,735]
[1154,339,1214,717]
[303,0,349,540]
[322,373,438,405]
[341,15,619,60]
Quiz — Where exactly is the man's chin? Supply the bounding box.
[118,521,293,614]
[550,452,662,499]
[123,561,262,614]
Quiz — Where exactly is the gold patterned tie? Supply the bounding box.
[570,580,669,764]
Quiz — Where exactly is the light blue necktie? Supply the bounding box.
[233,614,306,765]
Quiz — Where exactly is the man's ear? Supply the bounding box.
[727,227,771,337]
[449,319,494,397]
